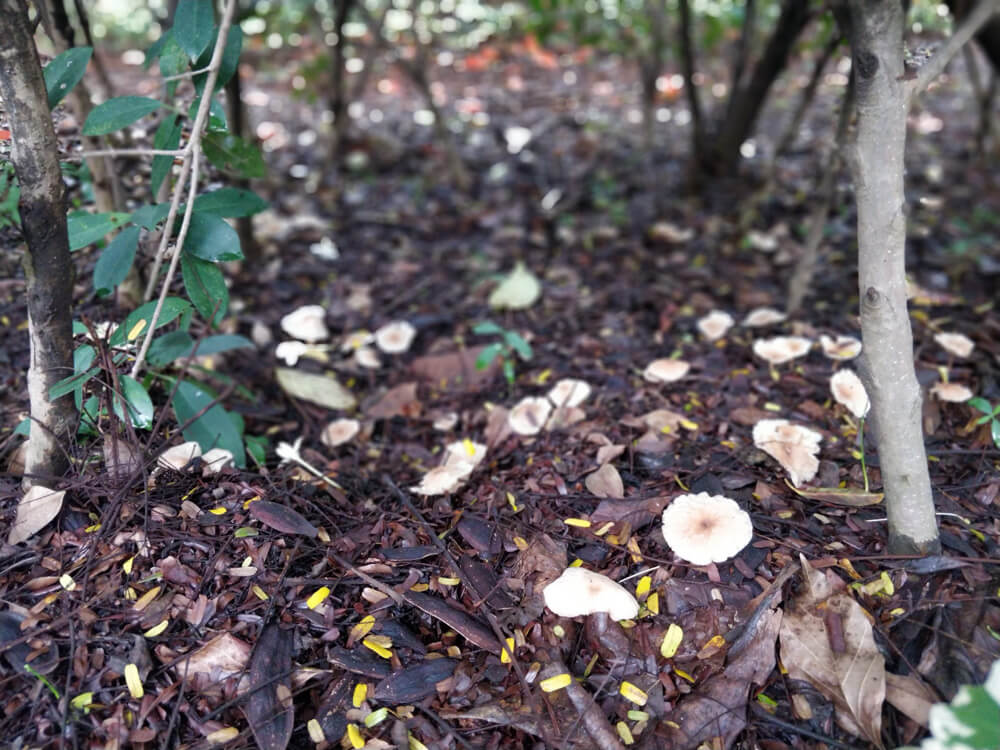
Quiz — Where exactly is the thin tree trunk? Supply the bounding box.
[724,0,756,125]
[0,0,77,484]
[774,30,842,159]
[678,0,706,170]
[330,0,356,160]
[639,0,667,151]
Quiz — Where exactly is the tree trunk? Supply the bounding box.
[330,0,356,160]
[0,0,77,484]
[844,0,939,554]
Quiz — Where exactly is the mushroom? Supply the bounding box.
[442,439,486,470]
[354,346,380,369]
[341,330,374,352]
[742,307,787,327]
[433,412,459,431]
[746,229,778,252]
[280,305,329,344]
[201,448,235,476]
[410,464,471,496]
[158,441,203,471]
[542,567,639,621]
[697,310,734,341]
[830,369,870,419]
[660,492,753,566]
[648,221,694,244]
[374,321,417,354]
[321,418,360,448]
[275,341,309,366]
[643,358,690,384]
[752,336,812,365]
[933,332,975,359]
[547,378,592,408]
[508,397,553,436]
[752,419,822,487]
[819,334,862,361]
[930,382,973,403]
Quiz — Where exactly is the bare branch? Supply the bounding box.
[908,0,1000,99]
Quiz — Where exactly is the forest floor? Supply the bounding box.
[1,35,1000,750]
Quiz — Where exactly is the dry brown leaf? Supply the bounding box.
[595,444,625,465]
[585,463,624,499]
[779,555,885,747]
[176,632,252,687]
[884,671,936,727]
[8,485,66,545]
[365,382,421,419]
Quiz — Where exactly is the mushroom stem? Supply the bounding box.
[858,416,869,493]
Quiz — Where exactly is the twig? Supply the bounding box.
[72,148,185,158]
[908,0,1000,99]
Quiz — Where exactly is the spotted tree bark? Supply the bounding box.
[0,0,77,484]
[842,0,1000,554]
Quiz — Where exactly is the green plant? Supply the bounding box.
[0,161,20,230]
[41,0,268,468]
[968,396,1000,449]
[472,321,533,387]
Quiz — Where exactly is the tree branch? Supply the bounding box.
[908,0,1000,99]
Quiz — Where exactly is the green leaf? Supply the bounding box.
[67,211,130,251]
[148,330,195,367]
[182,211,243,261]
[82,96,161,136]
[202,132,266,178]
[43,47,92,109]
[114,375,154,429]
[150,115,182,197]
[245,434,267,466]
[194,26,243,94]
[502,358,515,385]
[158,35,188,98]
[472,321,504,336]
[94,226,140,296]
[173,0,215,61]
[504,331,533,360]
[968,397,993,415]
[188,94,227,132]
[50,367,100,401]
[181,253,228,325]
[75,344,96,372]
[172,379,246,468]
[14,418,31,436]
[192,188,268,217]
[475,343,503,371]
[130,202,172,230]
[192,334,254,356]
[993,419,1000,450]
[110,297,191,347]
[79,396,100,435]
[143,33,170,68]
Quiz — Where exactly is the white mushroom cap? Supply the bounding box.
[374,321,417,354]
[752,419,822,487]
[280,305,329,344]
[410,464,470,496]
[830,369,870,419]
[321,418,360,448]
[508,397,553,436]
[746,229,778,252]
[158,441,203,471]
[742,307,787,327]
[643,358,690,384]
[661,492,753,566]
[433,412,459,431]
[442,439,486,470]
[547,378,592,408]
[819,334,862,361]
[341,330,375,352]
[697,310,734,341]
[930,382,974,403]
[542,567,639,621]
[354,346,381,369]
[201,448,235,476]
[648,221,694,244]
[275,341,309,366]
[753,336,812,365]
[933,332,975,359]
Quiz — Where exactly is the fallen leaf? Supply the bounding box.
[585,463,624,499]
[8,485,66,545]
[779,555,885,747]
[364,382,421,419]
[249,501,319,537]
[884,671,936,727]
[489,261,541,310]
[176,632,252,688]
[373,659,457,703]
[786,482,884,507]
[243,623,294,750]
[275,368,356,410]
[410,346,497,388]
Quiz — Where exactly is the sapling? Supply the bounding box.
[472,321,533,387]
[968,396,1000,449]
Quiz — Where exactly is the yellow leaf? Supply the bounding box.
[127,319,147,342]
[362,636,392,659]
[59,574,76,591]
[252,585,268,601]
[351,615,375,641]
[661,624,683,658]
[437,577,460,586]
[635,576,651,598]
[353,683,367,708]
[206,727,239,744]
[346,723,364,749]
[500,637,515,664]
[133,586,161,612]
[563,518,591,528]
[540,673,572,692]
[364,707,389,727]
[124,663,143,698]
[306,586,330,609]
[616,721,635,745]
[646,592,659,615]
[619,681,648,706]
[143,619,169,638]
[307,718,325,742]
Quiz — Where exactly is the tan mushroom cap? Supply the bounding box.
[819,334,862,361]
[433,412,459,431]
[280,305,329,344]
[158,441,203,471]
[508,397,553,436]
[321,418,361,448]
[930,382,974,403]
[742,307,787,327]
[410,464,471,496]
[643,358,691,384]
[375,321,417,354]
[697,310,735,341]
[341,330,375,352]
[661,492,753,566]
[201,448,235,476]
[753,336,812,365]
[547,378,592,408]
[542,567,640,621]
[354,346,381,369]
[442,439,487,470]
[933,332,975,359]
[830,369,870,419]
[752,419,822,487]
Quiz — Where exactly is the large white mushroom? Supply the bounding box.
[753,336,812,365]
[280,305,329,344]
[933,332,975,359]
[442,439,487,470]
[542,567,639,621]
[547,378,592,408]
[830,369,870,419]
[697,310,734,341]
[819,334,862,361]
[321,418,360,448]
[410,465,471,496]
[742,307,787,328]
[375,321,417,354]
[752,419,822,487]
[275,341,309,366]
[508,397,553,436]
[643,359,690,384]
[660,493,753,566]
[930,382,974,403]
